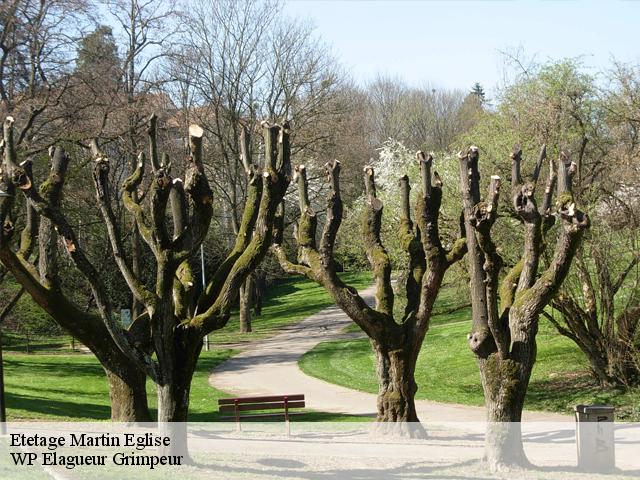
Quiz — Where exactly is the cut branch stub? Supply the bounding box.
[3,117,17,170]
[432,171,443,188]
[325,159,341,193]
[155,168,172,191]
[188,124,204,171]
[3,118,30,190]
[294,164,317,249]
[319,160,343,266]
[364,166,383,213]
[92,156,110,201]
[513,182,539,223]
[417,151,433,198]
[262,121,279,174]
[20,159,33,181]
[511,145,523,187]
[364,164,377,199]
[472,175,501,233]
[557,151,576,195]
[170,178,188,238]
[277,121,291,179]
[399,175,411,222]
[558,200,590,229]
[161,152,170,171]
[459,146,481,205]
[296,165,311,212]
[540,157,557,218]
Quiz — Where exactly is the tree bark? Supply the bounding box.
[239,275,253,333]
[373,342,418,423]
[480,352,531,469]
[155,337,200,459]
[105,361,150,422]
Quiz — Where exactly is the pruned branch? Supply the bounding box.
[319,160,342,268]
[511,146,523,187]
[294,164,317,255]
[399,173,425,317]
[362,165,393,316]
[471,175,509,358]
[459,146,493,356]
[91,140,157,308]
[122,152,156,250]
[17,159,38,259]
[192,122,291,334]
[512,152,589,317]
[171,124,213,263]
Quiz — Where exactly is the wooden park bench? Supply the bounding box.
[218,394,305,434]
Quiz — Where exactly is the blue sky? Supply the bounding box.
[283,0,640,94]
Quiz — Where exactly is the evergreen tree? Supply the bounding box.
[76,26,121,85]
[470,82,486,102]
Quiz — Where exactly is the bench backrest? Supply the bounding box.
[218,394,305,413]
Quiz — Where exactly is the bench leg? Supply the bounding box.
[235,401,241,432]
[284,397,290,437]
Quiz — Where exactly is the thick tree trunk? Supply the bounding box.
[155,332,201,459]
[105,362,150,422]
[479,353,532,470]
[372,342,425,437]
[239,276,253,333]
[156,374,193,460]
[485,421,528,471]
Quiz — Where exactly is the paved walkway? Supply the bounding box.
[210,285,571,422]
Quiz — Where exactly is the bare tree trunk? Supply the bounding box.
[155,336,201,459]
[105,362,150,422]
[373,342,419,423]
[485,420,528,470]
[239,275,253,333]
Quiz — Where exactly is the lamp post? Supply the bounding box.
[0,188,12,434]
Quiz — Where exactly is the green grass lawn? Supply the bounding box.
[300,300,640,421]
[3,349,235,421]
[2,273,372,421]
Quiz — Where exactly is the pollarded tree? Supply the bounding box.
[1,116,290,453]
[273,153,466,434]
[0,128,151,422]
[458,145,589,470]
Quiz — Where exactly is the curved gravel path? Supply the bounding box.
[209,285,570,422]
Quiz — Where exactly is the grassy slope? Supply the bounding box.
[212,272,372,345]
[3,272,371,421]
[300,292,640,420]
